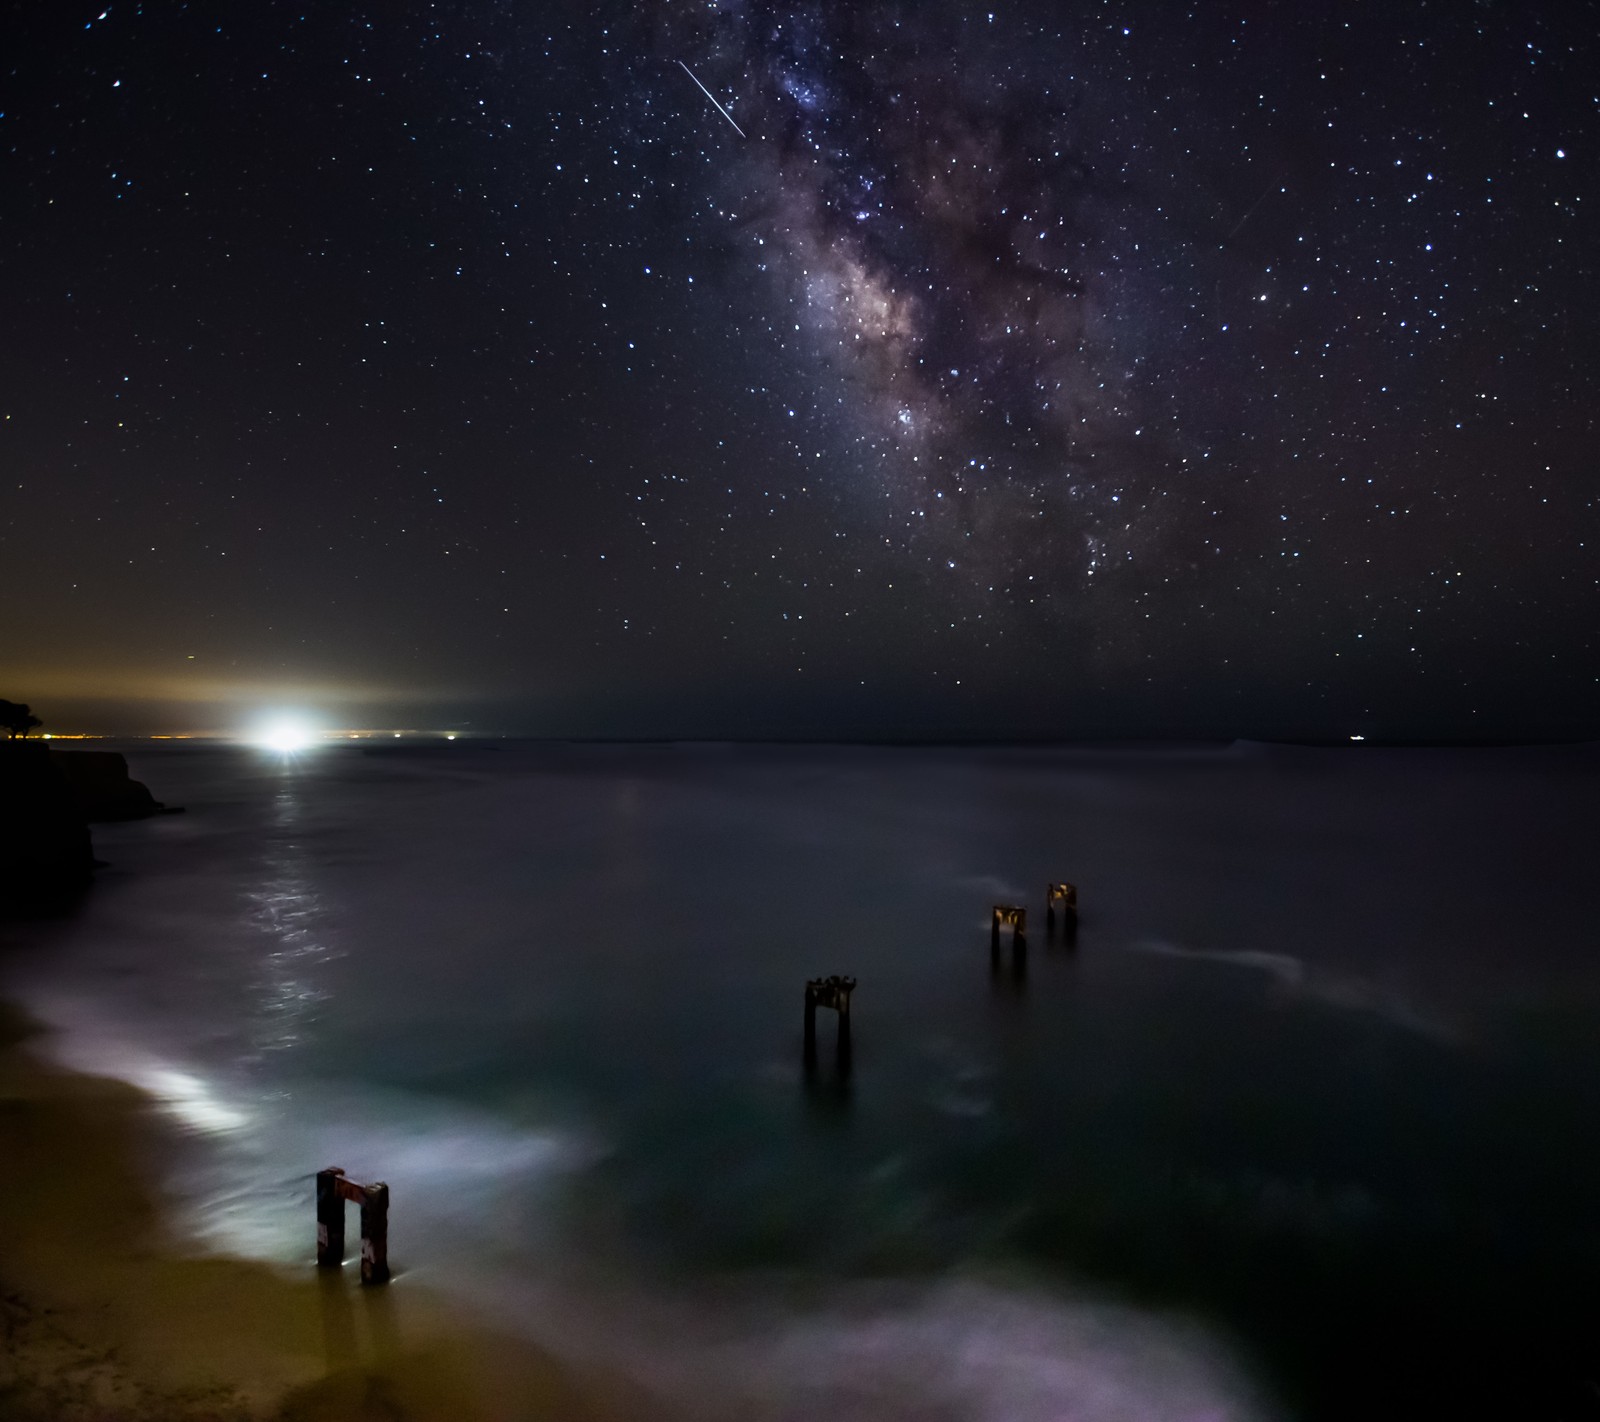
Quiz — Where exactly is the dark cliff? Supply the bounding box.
[0,743,95,915]
[49,749,172,822]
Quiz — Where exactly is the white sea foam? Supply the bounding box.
[463,1274,1279,1422]
[1130,939,1459,1041]
[953,872,1031,904]
[736,1279,1276,1422]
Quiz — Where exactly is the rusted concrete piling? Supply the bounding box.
[991,905,1027,954]
[805,975,856,1074]
[315,1167,391,1285]
[315,1167,346,1268]
[1046,881,1078,932]
[359,1182,390,1285]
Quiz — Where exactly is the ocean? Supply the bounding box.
[4,740,1599,1420]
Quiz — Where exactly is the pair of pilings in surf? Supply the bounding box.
[316,1167,390,1285]
[990,882,1078,961]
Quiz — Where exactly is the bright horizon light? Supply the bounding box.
[252,715,321,753]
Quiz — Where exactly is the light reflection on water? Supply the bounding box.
[240,771,336,1066]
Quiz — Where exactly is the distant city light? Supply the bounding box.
[251,715,320,754]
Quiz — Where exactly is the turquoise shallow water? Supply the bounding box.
[5,741,1600,1419]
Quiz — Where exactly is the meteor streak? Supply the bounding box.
[678,60,746,138]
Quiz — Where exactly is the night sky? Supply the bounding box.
[2,2,1596,740]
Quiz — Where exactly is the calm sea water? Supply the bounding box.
[4,741,1600,1420]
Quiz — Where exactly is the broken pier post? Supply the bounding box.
[315,1167,346,1268]
[804,975,856,1074]
[360,1182,391,1286]
[315,1167,391,1285]
[991,905,1027,955]
[1046,881,1078,931]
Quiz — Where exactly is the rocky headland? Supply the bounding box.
[0,743,95,914]
[0,744,175,916]
[49,748,178,822]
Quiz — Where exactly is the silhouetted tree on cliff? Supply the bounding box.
[0,700,43,738]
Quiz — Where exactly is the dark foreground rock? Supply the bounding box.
[0,744,94,915]
[48,750,177,822]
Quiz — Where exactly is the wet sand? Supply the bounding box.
[0,1004,658,1421]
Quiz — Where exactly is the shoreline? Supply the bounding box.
[0,1002,658,1421]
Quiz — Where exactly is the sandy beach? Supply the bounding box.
[0,1002,656,1422]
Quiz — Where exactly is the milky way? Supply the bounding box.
[641,2,1164,589]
